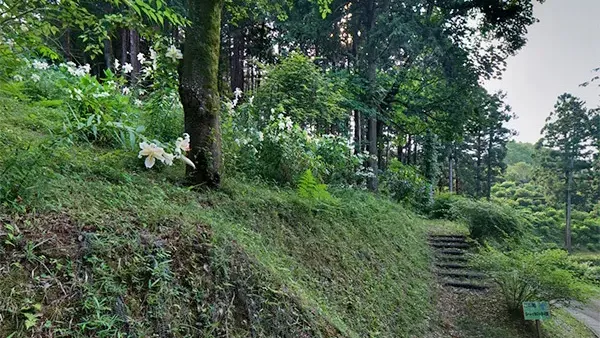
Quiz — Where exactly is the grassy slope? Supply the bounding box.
[0,94,437,337]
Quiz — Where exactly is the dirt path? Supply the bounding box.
[567,299,600,337]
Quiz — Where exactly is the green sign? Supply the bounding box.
[523,301,551,320]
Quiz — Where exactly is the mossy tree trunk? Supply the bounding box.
[179,0,224,188]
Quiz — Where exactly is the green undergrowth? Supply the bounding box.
[0,94,437,337]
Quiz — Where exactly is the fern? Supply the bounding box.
[297,169,332,200]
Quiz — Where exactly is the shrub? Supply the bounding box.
[380,160,432,209]
[473,247,593,316]
[429,192,462,219]
[449,198,528,243]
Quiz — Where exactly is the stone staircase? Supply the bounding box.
[429,234,489,291]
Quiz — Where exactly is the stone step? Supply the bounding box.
[430,242,470,249]
[437,248,468,256]
[442,279,489,291]
[437,270,486,279]
[436,262,469,270]
[428,235,467,242]
[429,234,467,238]
[437,254,469,262]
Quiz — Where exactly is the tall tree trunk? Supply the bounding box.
[129,29,141,81]
[565,156,574,253]
[406,135,412,165]
[455,149,460,194]
[103,39,113,70]
[475,132,482,198]
[449,149,454,193]
[486,130,493,200]
[120,29,128,68]
[230,26,245,92]
[377,121,385,170]
[179,0,224,188]
[365,0,378,191]
[354,110,362,153]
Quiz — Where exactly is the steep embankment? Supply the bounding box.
[0,94,439,337]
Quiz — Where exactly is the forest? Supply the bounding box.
[0,0,599,337]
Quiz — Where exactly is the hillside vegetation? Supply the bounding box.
[0,94,439,337]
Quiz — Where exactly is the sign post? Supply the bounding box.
[523,301,551,338]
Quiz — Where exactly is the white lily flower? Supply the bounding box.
[13,75,23,82]
[114,59,120,71]
[31,74,40,82]
[134,99,143,107]
[163,152,175,166]
[123,63,133,74]
[137,53,146,63]
[149,48,157,60]
[179,155,196,169]
[165,45,183,62]
[122,87,130,95]
[278,121,285,130]
[138,142,166,169]
[175,133,191,154]
[234,87,243,99]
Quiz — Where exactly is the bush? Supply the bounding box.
[380,160,432,209]
[449,198,528,243]
[473,247,593,316]
[429,192,462,219]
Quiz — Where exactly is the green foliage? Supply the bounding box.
[449,198,528,244]
[250,52,347,129]
[429,192,462,219]
[297,169,332,201]
[0,92,439,337]
[473,247,594,316]
[505,141,536,165]
[380,159,432,209]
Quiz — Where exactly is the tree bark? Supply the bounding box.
[120,29,128,68]
[365,0,378,191]
[103,39,113,70]
[377,120,385,170]
[449,149,454,193]
[486,130,493,200]
[129,29,141,81]
[179,0,224,188]
[230,26,245,92]
[475,132,482,198]
[565,156,574,253]
[354,110,362,154]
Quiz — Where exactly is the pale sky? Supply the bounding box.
[485,0,600,144]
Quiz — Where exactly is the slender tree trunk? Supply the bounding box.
[377,121,385,170]
[230,26,245,92]
[565,156,574,253]
[455,149,460,194]
[103,39,113,70]
[476,132,482,198]
[179,0,224,188]
[449,150,454,193]
[129,29,141,81]
[406,135,412,165]
[486,131,493,200]
[363,0,378,191]
[120,29,128,68]
[397,143,402,162]
[354,110,362,153]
